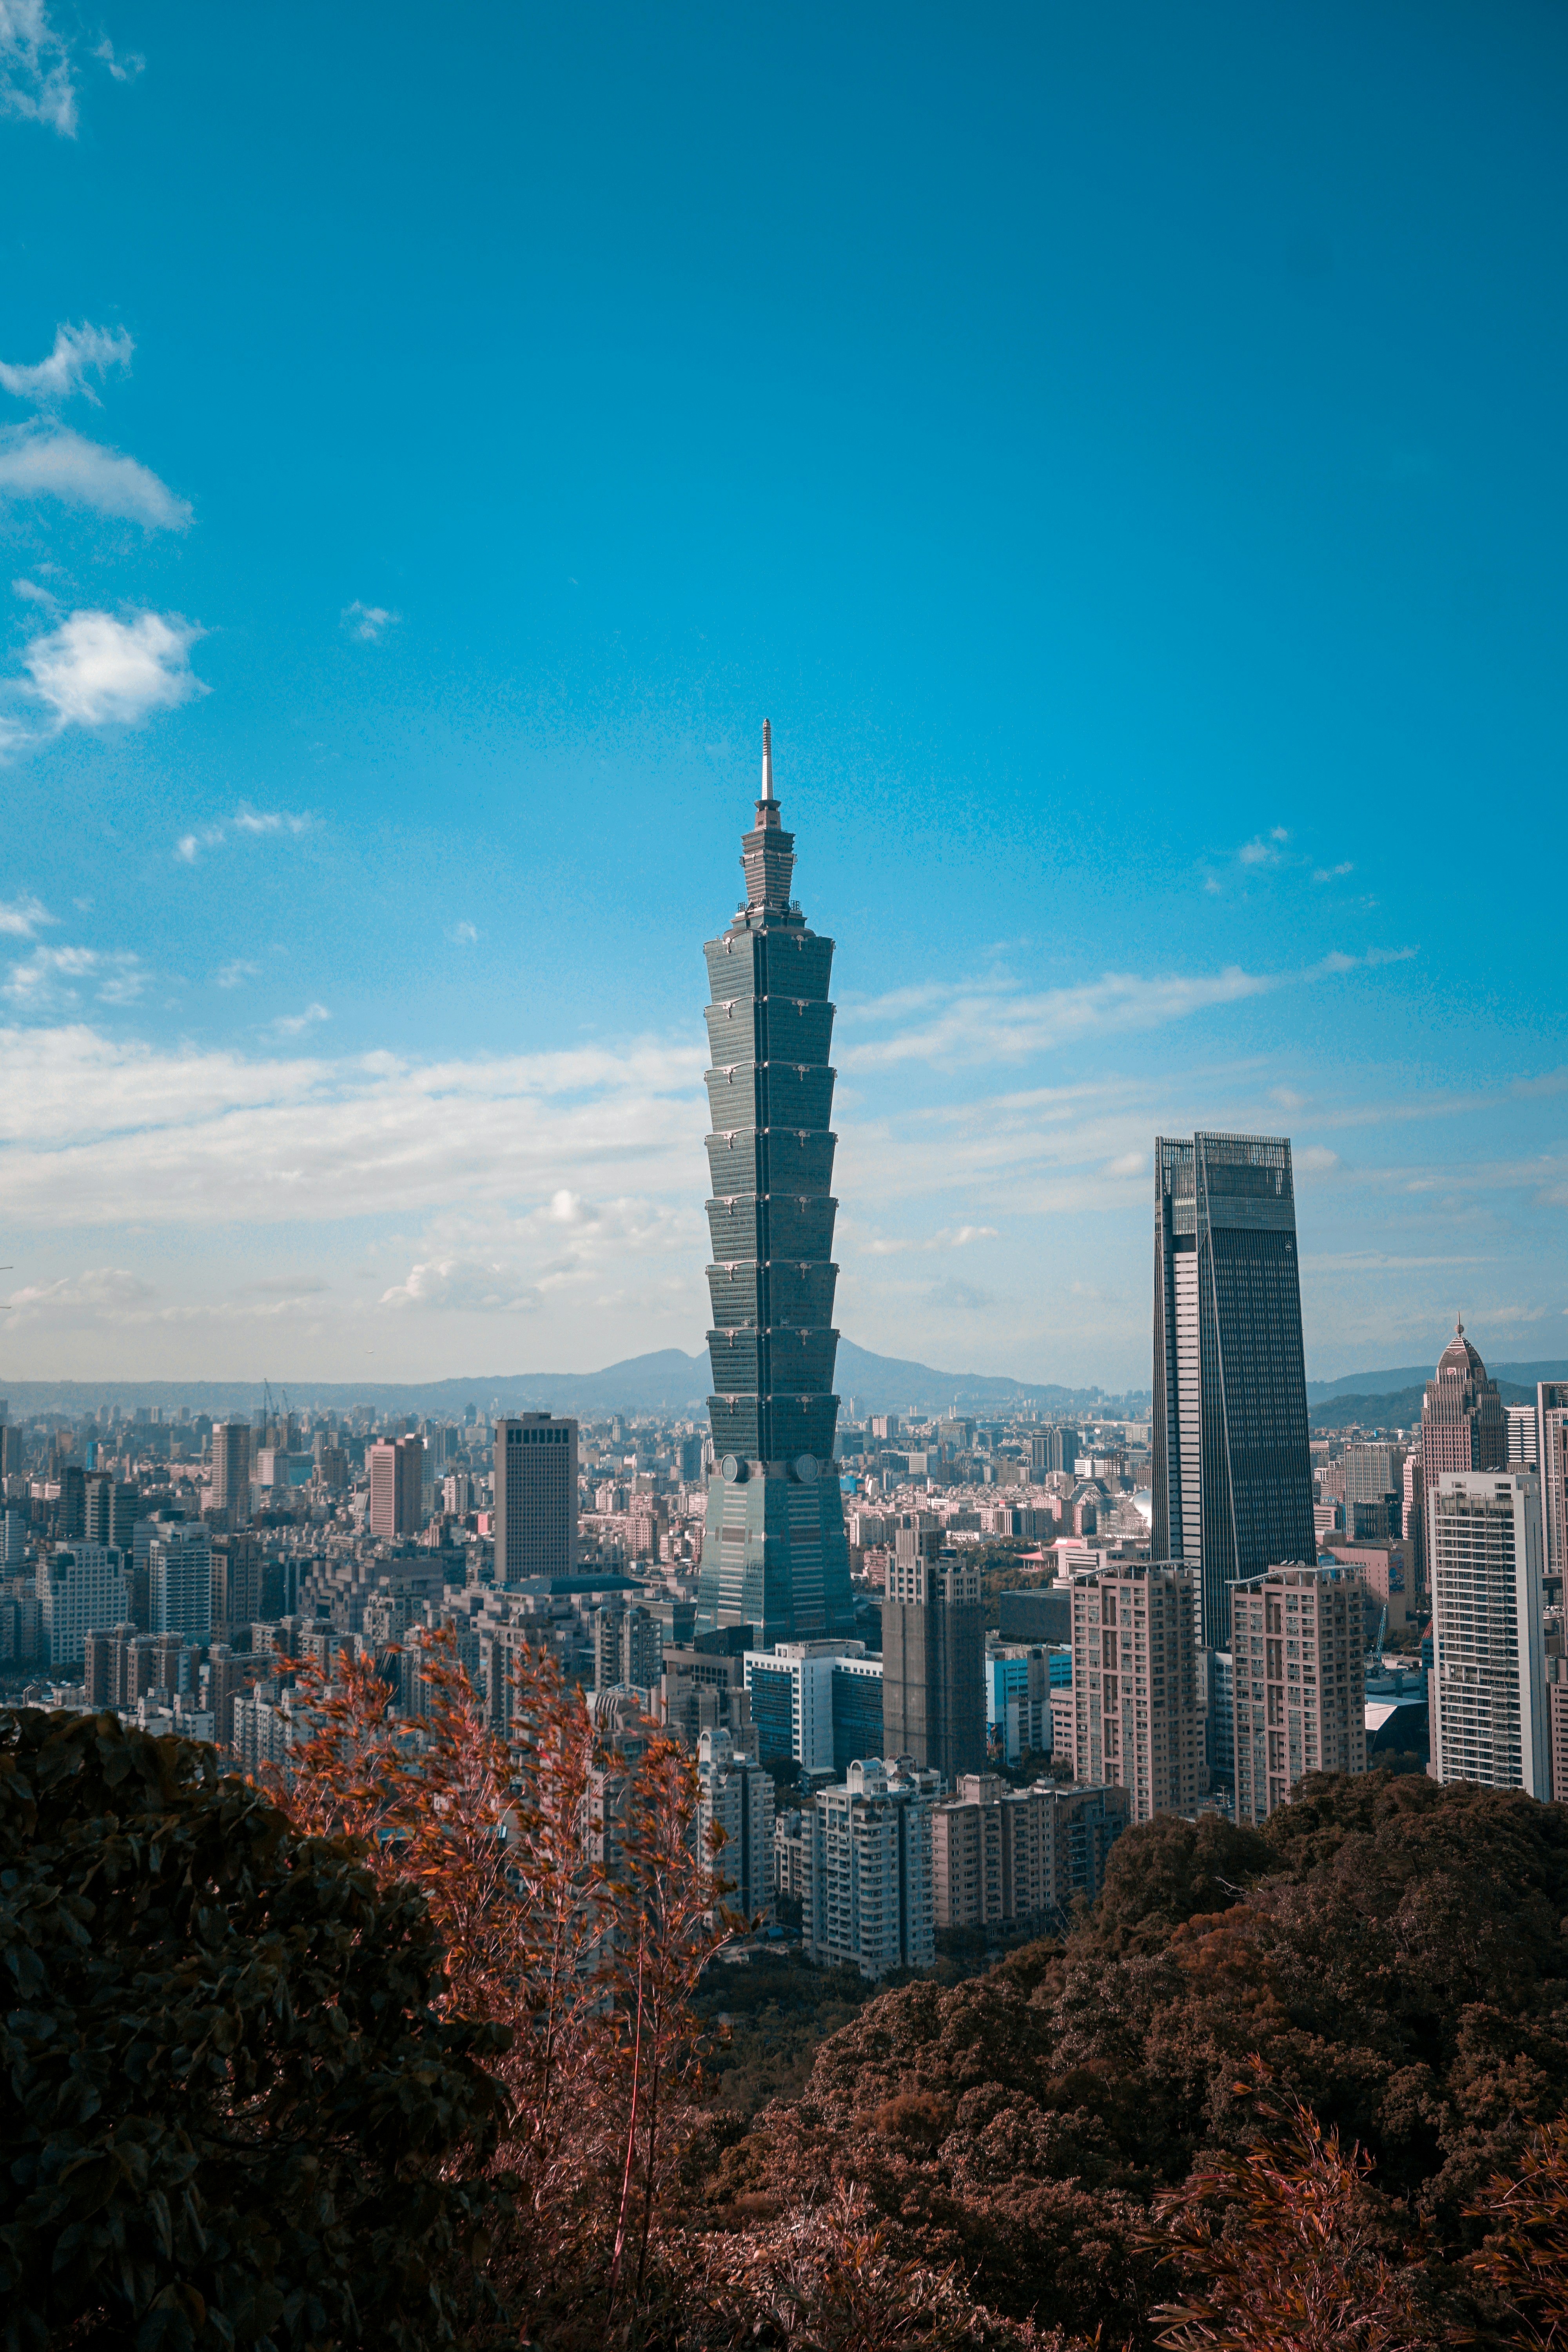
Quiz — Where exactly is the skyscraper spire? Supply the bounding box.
[760,716,774,802]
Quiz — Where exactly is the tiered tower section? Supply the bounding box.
[695,723,855,1646]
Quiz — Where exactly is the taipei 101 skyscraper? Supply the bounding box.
[694,724,856,1646]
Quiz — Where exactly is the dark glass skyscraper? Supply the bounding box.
[695,725,856,1646]
[1152,1132,1316,1649]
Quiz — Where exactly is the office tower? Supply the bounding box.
[696,1727,776,1924]
[59,1463,86,1539]
[1419,1325,1506,1583]
[1230,1563,1366,1826]
[40,1543,129,1670]
[932,1775,1128,1930]
[1428,1472,1547,1797]
[1151,1133,1316,1648]
[84,1469,113,1543]
[212,1421,253,1528]
[831,1650,884,1774]
[881,1534,985,1780]
[1343,1442,1406,1541]
[1537,1383,1568,1590]
[1069,1562,1200,1823]
[806,1758,938,1980]
[368,1435,425,1541]
[695,724,855,1647]
[743,1638,872,1775]
[1031,1425,1080,1479]
[493,1413,578,1579]
[149,1523,214,1641]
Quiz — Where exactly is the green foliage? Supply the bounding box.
[693,1769,1568,2345]
[0,1708,510,2352]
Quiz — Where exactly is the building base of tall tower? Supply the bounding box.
[695,1460,855,1648]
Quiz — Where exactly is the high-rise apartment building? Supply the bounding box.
[1428,1471,1547,1797]
[695,725,855,1647]
[149,1522,213,1641]
[1506,1406,1540,1467]
[696,1726,775,1924]
[40,1543,129,1670]
[368,1435,426,1542]
[211,1422,252,1528]
[1419,1325,1506,1582]
[1151,1132,1316,1648]
[1537,1383,1568,1592]
[931,1773,1128,1930]
[493,1413,578,1580]
[1230,1563,1366,1826]
[806,1757,938,1980]
[1069,1562,1201,1823]
[881,1535,985,1780]
[210,1531,261,1630]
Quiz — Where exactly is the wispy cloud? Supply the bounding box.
[0,321,134,407]
[342,600,400,643]
[216,960,260,989]
[269,1003,331,1036]
[1313,861,1355,883]
[91,36,143,83]
[840,964,1278,1069]
[0,423,191,528]
[0,892,53,938]
[859,1223,998,1256]
[20,608,205,731]
[0,0,76,135]
[448,919,480,945]
[1238,826,1291,867]
[3,945,145,1007]
[175,807,311,862]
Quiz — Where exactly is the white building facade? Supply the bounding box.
[40,1543,131,1670]
[806,1757,938,1981]
[1429,1472,1548,1797]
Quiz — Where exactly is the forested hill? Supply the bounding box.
[693,1773,1568,2345]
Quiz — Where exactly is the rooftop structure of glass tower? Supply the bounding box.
[695,724,856,1648]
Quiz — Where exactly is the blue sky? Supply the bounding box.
[0,0,1564,1390]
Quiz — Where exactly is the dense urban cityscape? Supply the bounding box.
[5,740,1564,1987]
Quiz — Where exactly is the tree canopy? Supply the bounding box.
[0,1707,509,2352]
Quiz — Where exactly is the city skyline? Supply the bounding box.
[1,5,1565,1386]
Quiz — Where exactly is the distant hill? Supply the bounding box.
[0,1341,1145,1424]
[1308,1372,1550,1431]
[1307,1358,1568,1399]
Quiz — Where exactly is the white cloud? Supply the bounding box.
[0,892,53,936]
[0,423,191,528]
[342,600,400,642]
[1313,862,1355,883]
[216,960,260,989]
[379,1256,543,1315]
[177,808,311,860]
[859,1222,999,1256]
[0,0,76,134]
[1295,1145,1340,1172]
[91,36,143,82]
[0,321,134,407]
[4,945,145,1007]
[270,1002,331,1036]
[233,805,310,836]
[1105,1150,1146,1177]
[7,1266,156,1316]
[21,607,205,730]
[840,963,1278,1069]
[12,575,58,610]
[448,919,480,945]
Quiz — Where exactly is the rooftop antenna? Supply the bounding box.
[760,717,774,802]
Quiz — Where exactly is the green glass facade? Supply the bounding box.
[695,728,856,1645]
